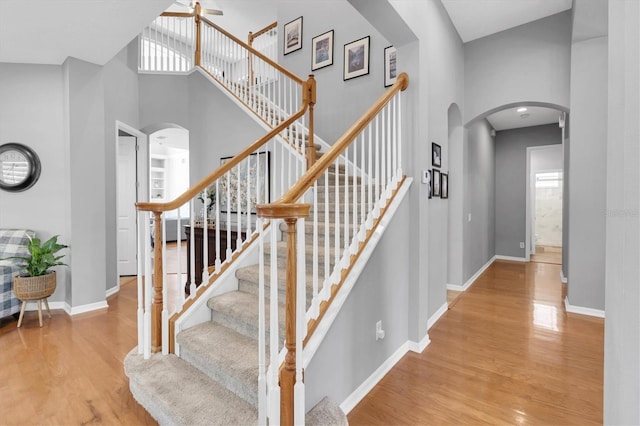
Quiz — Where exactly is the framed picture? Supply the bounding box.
[344,36,370,81]
[432,142,441,168]
[384,46,397,87]
[433,169,441,197]
[219,152,271,214]
[441,173,448,199]
[284,16,303,55]
[423,170,432,199]
[311,30,334,71]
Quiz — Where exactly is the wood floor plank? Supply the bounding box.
[348,260,603,426]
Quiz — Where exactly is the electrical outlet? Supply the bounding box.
[468,213,472,222]
[376,320,385,340]
[520,242,525,249]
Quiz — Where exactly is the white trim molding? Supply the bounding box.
[106,284,120,298]
[564,297,605,318]
[64,300,109,316]
[495,255,527,262]
[340,341,412,414]
[427,302,448,330]
[408,333,431,354]
[447,255,496,292]
[560,270,568,284]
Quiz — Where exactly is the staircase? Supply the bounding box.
[125,149,351,425]
[130,9,408,424]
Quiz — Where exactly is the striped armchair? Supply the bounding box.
[0,229,35,319]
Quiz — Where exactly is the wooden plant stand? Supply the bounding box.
[13,271,56,327]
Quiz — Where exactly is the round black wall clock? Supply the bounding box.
[0,143,42,192]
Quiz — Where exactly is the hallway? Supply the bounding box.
[348,260,603,425]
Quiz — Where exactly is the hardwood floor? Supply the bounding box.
[0,259,602,425]
[530,244,562,265]
[0,278,156,426]
[348,260,603,425]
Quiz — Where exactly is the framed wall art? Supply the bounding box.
[344,36,370,80]
[218,152,271,214]
[441,173,448,199]
[384,45,397,87]
[284,16,303,55]
[432,142,441,168]
[433,169,441,197]
[312,30,334,71]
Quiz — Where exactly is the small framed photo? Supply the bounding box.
[344,36,370,81]
[311,30,334,71]
[384,46,397,87]
[284,16,303,55]
[441,173,448,199]
[432,142,441,168]
[433,169,441,197]
[423,170,432,199]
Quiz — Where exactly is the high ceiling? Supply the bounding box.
[441,0,572,43]
[0,0,173,65]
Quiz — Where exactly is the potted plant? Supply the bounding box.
[3,235,68,326]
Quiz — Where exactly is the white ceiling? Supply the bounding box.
[0,0,173,65]
[441,0,572,43]
[486,106,562,131]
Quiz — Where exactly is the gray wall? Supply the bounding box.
[277,0,391,145]
[495,124,561,258]
[104,40,142,292]
[567,34,607,311]
[463,119,495,282]
[305,188,410,410]
[604,1,640,423]
[139,72,265,184]
[464,11,571,123]
[0,63,71,303]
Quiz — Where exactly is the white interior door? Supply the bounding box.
[117,136,138,276]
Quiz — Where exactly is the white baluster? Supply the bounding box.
[258,217,267,425]
[202,190,209,285]
[189,200,196,297]
[143,212,152,359]
[162,218,169,355]
[226,171,232,259]
[312,181,319,318]
[323,171,330,299]
[343,147,350,268]
[367,124,374,229]
[136,211,144,354]
[236,164,242,249]
[176,209,184,311]
[215,180,221,270]
[398,93,403,176]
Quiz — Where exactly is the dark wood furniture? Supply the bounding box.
[184,225,246,293]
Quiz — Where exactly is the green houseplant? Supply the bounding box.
[7,234,68,277]
[3,235,68,327]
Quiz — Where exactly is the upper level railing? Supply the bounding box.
[256,73,409,425]
[139,8,316,166]
[134,3,316,358]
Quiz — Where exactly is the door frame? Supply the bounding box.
[115,121,148,283]
[525,144,563,261]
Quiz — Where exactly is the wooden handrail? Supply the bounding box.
[200,16,304,85]
[248,21,277,45]
[136,93,310,213]
[160,11,194,18]
[266,73,408,208]
[256,73,409,424]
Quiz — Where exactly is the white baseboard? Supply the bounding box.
[106,284,120,298]
[560,270,568,284]
[408,333,431,354]
[447,255,497,292]
[340,341,412,414]
[495,255,527,262]
[427,302,448,330]
[564,296,605,318]
[64,300,109,316]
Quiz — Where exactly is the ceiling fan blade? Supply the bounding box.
[202,8,223,16]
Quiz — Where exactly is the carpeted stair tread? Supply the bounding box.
[124,351,257,426]
[207,290,285,342]
[306,396,349,426]
[176,322,260,407]
[264,240,338,268]
[236,263,321,298]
